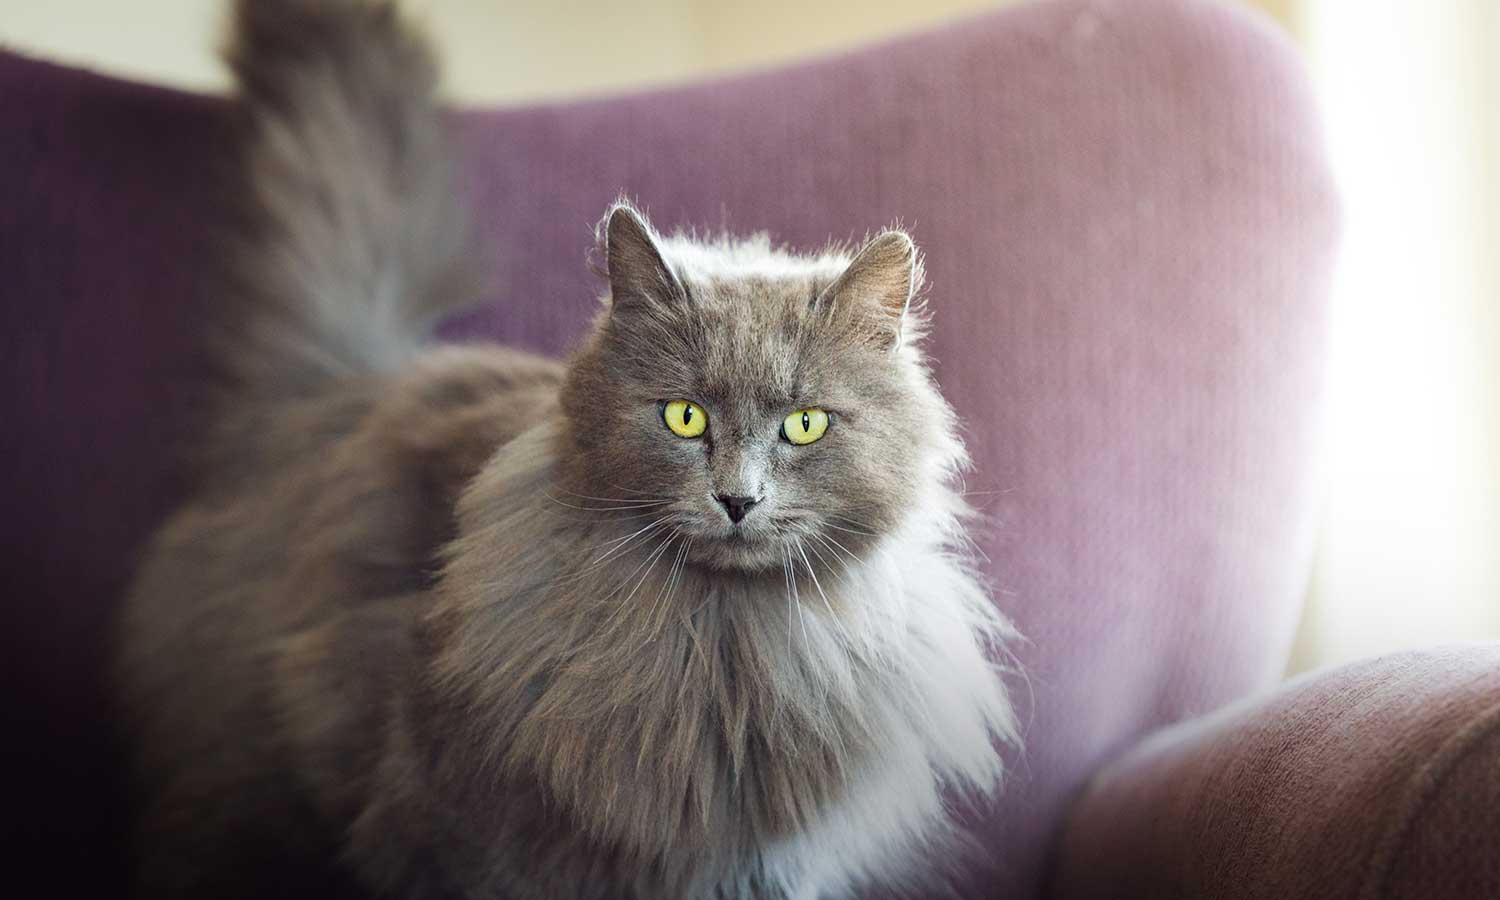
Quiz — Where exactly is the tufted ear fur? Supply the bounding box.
[599,202,686,314]
[815,230,922,349]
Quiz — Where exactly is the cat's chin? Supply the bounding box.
[686,531,810,573]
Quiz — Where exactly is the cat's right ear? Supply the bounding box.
[599,202,685,314]
[814,229,923,350]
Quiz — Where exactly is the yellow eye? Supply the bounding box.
[663,399,707,438]
[781,408,829,445]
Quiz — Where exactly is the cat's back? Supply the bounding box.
[115,345,563,859]
[123,342,561,665]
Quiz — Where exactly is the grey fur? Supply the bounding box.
[115,2,1018,898]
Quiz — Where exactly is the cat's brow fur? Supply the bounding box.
[114,1,1018,898]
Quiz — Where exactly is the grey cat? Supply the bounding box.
[114,1,1018,898]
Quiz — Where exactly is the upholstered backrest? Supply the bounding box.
[0,0,1336,894]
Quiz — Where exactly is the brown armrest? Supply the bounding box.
[1050,645,1500,900]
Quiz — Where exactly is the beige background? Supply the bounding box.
[4,1,1498,675]
[0,0,1296,103]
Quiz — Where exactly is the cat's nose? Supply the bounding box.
[715,494,760,524]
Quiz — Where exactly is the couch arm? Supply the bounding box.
[1049,645,1500,900]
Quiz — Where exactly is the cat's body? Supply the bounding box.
[115,2,1016,898]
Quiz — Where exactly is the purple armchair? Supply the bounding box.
[5,0,1494,896]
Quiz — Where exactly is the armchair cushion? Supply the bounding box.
[1051,645,1500,900]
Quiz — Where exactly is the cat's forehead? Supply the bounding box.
[690,288,809,399]
[633,233,888,406]
[677,284,868,412]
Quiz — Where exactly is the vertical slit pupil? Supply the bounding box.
[801,412,810,431]
[683,406,693,425]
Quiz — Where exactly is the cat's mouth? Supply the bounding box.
[659,514,783,571]
[677,514,840,574]
[640,502,870,574]
[694,540,789,572]
[713,522,777,550]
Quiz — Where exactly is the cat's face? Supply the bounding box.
[559,205,961,572]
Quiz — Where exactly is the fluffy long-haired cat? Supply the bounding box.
[115,1,1018,897]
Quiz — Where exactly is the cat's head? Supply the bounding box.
[558,202,965,572]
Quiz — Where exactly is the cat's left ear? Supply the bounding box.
[599,202,686,315]
[816,230,923,350]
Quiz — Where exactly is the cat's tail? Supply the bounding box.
[219,0,484,398]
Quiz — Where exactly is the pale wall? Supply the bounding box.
[1286,0,1500,672]
[0,0,1297,103]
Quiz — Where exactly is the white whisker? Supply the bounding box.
[641,530,688,640]
[794,539,837,621]
[555,487,674,504]
[804,534,848,584]
[781,548,795,653]
[815,530,861,566]
[599,528,678,631]
[590,517,673,565]
[824,517,878,538]
[604,481,687,501]
[532,517,673,592]
[545,493,673,512]
[537,506,667,525]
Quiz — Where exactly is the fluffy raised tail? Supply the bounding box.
[221,0,484,397]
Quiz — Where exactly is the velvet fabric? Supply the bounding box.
[0,0,1340,895]
[1053,646,1500,900]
